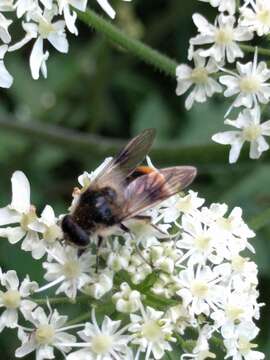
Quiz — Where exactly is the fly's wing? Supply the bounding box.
[92,128,156,189]
[121,166,197,220]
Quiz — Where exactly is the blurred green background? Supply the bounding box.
[0,0,269,358]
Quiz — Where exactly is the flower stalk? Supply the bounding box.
[77,8,178,77]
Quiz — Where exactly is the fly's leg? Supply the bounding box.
[119,223,153,268]
[96,236,103,273]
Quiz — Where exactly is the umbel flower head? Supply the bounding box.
[0,158,264,360]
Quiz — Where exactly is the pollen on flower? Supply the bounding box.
[238,337,258,355]
[225,305,244,321]
[43,225,62,243]
[91,334,113,354]
[35,324,55,345]
[63,260,81,279]
[20,206,37,231]
[194,236,211,250]
[38,20,55,38]
[191,281,209,298]
[142,320,164,342]
[257,9,270,26]
[2,289,21,309]
[243,124,262,141]
[231,255,247,272]
[191,67,209,84]
[239,76,261,93]
[215,28,233,44]
[216,217,233,231]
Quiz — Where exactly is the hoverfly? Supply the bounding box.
[61,129,197,255]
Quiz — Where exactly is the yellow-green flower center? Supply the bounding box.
[258,9,270,26]
[191,280,209,298]
[226,305,244,321]
[91,335,113,354]
[238,337,257,355]
[63,260,80,279]
[2,290,21,309]
[44,224,62,243]
[194,236,211,250]
[20,207,37,231]
[215,28,233,44]
[243,124,262,141]
[191,67,209,85]
[231,255,246,272]
[216,217,233,231]
[35,324,55,345]
[142,320,164,342]
[239,76,261,93]
[38,19,55,38]
[176,197,192,213]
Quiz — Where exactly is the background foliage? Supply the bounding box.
[0,0,269,358]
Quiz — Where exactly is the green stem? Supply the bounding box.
[240,44,270,58]
[32,295,92,305]
[77,8,178,77]
[67,312,91,326]
[0,118,254,167]
[248,207,270,231]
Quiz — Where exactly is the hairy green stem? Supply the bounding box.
[33,295,91,305]
[77,8,178,77]
[240,44,270,58]
[67,312,92,326]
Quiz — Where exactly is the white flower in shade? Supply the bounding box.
[0,270,38,332]
[150,241,182,274]
[240,0,270,36]
[124,216,169,248]
[28,205,62,259]
[199,0,236,15]
[176,52,222,110]
[224,322,265,360]
[0,171,39,248]
[0,0,14,11]
[127,250,152,284]
[129,306,175,360]
[162,191,205,223]
[0,12,12,43]
[14,0,37,18]
[41,244,94,299]
[66,309,132,360]
[107,238,132,272]
[57,0,87,35]
[181,325,216,360]
[212,107,270,163]
[15,306,76,360]
[166,304,195,335]
[190,13,253,64]
[96,0,132,19]
[0,44,13,88]
[176,265,223,316]
[219,51,270,111]
[112,282,141,313]
[82,269,113,299]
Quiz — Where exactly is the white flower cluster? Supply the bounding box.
[0,0,131,87]
[176,0,270,163]
[0,161,264,360]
